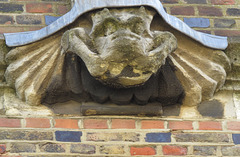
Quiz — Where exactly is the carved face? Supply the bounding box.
[62,7,177,87]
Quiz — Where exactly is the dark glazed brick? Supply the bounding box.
[71,144,96,154]
[160,0,178,4]
[0,130,53,140]
[222,146,240,156]
[40,143,65,153]
[10,143,36,153]
[0,15,13,24]
[0,3,23,13]
[198,6,223,16]
[198,100,223,118]
[232,134,240,144]
[45,15,60,25]
[0,144,6,154]
[16,15,42,25]
[170,6,194,15]
[55,131,82,142]
[214,19,236,28]
[145,133,171,143]
[184,18,210,28]
[184,0,207,4]
[174,133,229,143]
[193,146,217,156]
[227,8,240,16]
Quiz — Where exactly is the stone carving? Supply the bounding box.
[62,7,177,88]
[4,7,230,108]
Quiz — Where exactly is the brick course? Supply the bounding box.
[0,118,239,156]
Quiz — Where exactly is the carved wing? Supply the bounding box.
[169,36,231,106]
[5,33,65,105]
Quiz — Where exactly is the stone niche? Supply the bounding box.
[0,1,234,118]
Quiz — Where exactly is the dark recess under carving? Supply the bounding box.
[43,53,184,106]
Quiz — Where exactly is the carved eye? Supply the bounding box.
[127,16,145,35]
[91,18,119,38]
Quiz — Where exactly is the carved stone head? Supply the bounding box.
[4,6,230,107]
[62,7,177,88]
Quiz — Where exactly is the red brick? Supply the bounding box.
[211,0,235,5]
[227,121,240,130]
[57,5,70,15]
[0,118,21,128]
[26,118,51,128]
[112,119,135,129]
[163,145,187,155]
[141,120,164,129]
[215,30,240,36]
[170,6,194,15]
[26,3,53,13]
[198,6,223,16]
[55,119,79,129]
[168,121,193,130]
[0,144,6,154]
[84,119,108,129]
[198,121,222,130]
[130,146,156,156]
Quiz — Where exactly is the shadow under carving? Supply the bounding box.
[43,54,184,106]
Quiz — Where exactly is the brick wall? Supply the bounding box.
[1,116,240,156]
[0,0,239,36]
[161,0,240,37]
[0,0,71,33]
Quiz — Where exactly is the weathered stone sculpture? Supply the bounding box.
[2,0,231,116]
[5,7,184,106]
[62,7,178,88]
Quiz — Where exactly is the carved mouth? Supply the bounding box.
[111,31,141,41]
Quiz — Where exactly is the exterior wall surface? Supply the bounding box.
[0,0,240,156]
